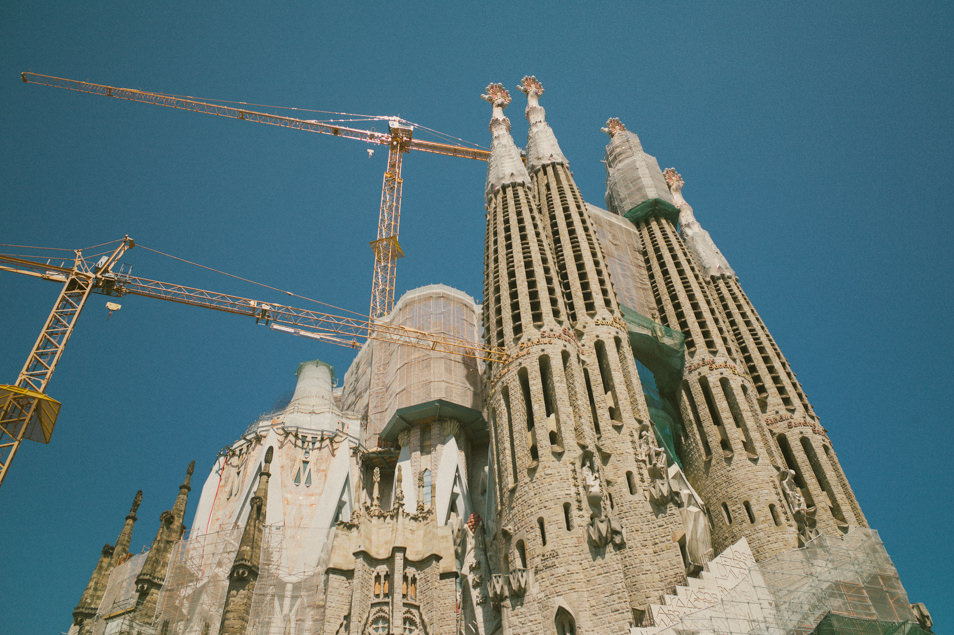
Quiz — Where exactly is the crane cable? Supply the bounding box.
[0,239,367,318]
[135,244,367,317]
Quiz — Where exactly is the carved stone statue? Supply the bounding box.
[581,460,602,508]
[371,466,381,510]
[778,468,818,545]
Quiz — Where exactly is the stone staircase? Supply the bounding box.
[631,537,766,634]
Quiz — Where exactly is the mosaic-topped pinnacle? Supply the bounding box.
[602,117,627,137]
[518,75,543,103]
[483,81,531,202]
[663,166,734,278]
[482,83,512,134]
[663,167,684,192]
[482,82,512,108]
[519,75,567,170]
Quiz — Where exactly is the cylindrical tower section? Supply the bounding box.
[518,77,687,609]
[664,169,867,535]
[604,119,798,561]
[480,83,634,635]
[289,360,335,413]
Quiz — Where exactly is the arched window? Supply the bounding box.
[368,615,388,635]
[744,500,756,524]
[721,502,733,524]
[294,459,312,487]
[555,607,576,635]
[538,517,547,546]
[515,540,528,569]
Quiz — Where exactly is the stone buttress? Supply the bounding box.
[603,119,798,561]
[481,82,637,635]
[518,76,688,612]
[663,168,867,540]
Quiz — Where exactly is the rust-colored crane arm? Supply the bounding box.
[0,251,507,364]
[111,273,507,362]
[22,72,394,146]
[21,73,490,161]
[407,138,489,161]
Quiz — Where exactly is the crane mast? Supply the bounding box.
[20,72,490,318]
[0,240,508,487]
[0,238,133,486]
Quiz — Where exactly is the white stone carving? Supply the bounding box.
[663,168,734,279]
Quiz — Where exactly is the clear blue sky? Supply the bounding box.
[1,2,951,632]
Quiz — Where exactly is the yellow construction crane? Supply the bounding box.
[20,72,491,319]
[0,239,507,487]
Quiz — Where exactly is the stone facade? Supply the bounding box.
[66,80,930,635]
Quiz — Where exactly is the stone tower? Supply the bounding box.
[517,77,689,613]
[603,118,798,561]
[480,82,638,635]
[662,167,867,538]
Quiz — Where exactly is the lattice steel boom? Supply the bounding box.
[21,72,490,317]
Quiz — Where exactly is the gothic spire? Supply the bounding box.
[71,489,143,634]
[219,446,274,635]
[482,82,531,203]
[518,75,567,172]
[133,460,195,623]
[110,489,143,566]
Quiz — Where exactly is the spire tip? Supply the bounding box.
[517,75,544,97]
[602,117,626,137]
[481,83,511,108]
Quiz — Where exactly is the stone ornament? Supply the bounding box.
[601,117,626,137]
[778,468,819,545]
[482,82,511,107]
[508,568,528,597]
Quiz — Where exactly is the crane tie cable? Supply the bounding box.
[136,244,366,317]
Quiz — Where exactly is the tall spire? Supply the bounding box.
[602,117,675,217]
[133,460,195,623]
[71,489,143,634]
[482,83,531,203]
[663,168,734,277]
[518,75,567,171]
[219,446,273,635]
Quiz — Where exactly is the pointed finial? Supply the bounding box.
[663,168,684,193]
[517,75,544,99]
[602,117,626,137]
[264,446,274,466]
[131,490,143,514]
[481,83,512,108]
[181,460,195,489]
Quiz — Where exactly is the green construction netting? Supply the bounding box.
[621,305,688,468]
[622,198,681,228]
[812,613,931,635]
[620,305,685,396]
